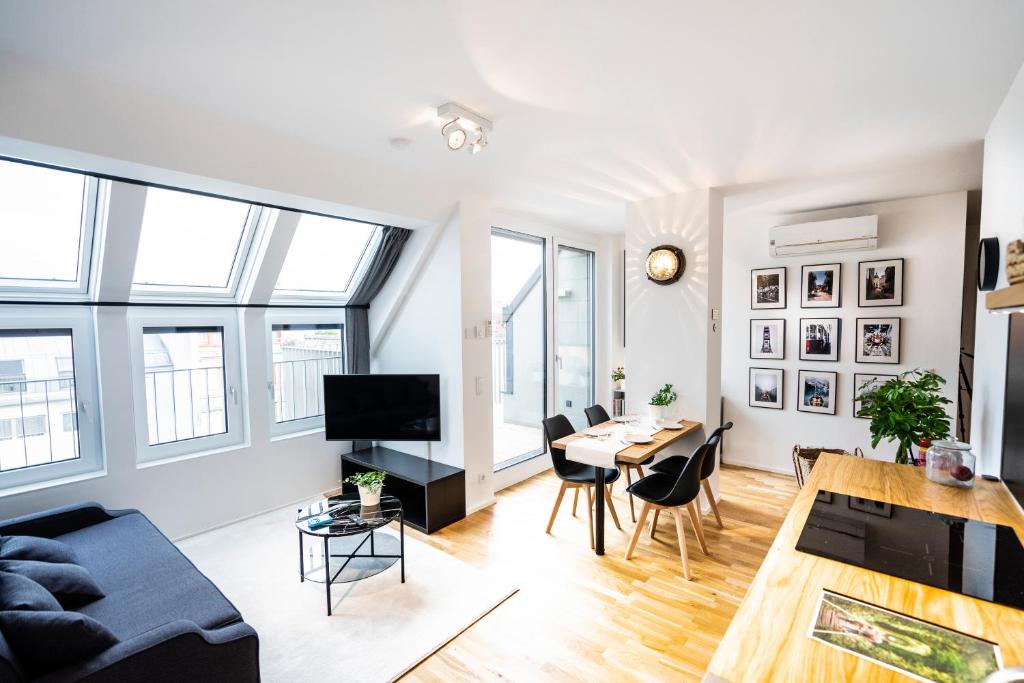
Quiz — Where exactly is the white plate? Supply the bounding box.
[583,426,611,437]
[624,433,654,444]
[612,415,634,423]
[657,420,684,430]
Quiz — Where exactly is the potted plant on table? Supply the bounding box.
[345,471,387,506]
[648,383,678,422]
[855,370,952,465]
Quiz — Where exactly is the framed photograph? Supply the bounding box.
[859,258,904,307]
[853,373,896,418]
[799,318,840,362]
[751,267,786,309]
[749,368,783,410]
[798,370,837,415]
[801,263,841,308]
[809,590,1002,683]
[750,319,785,360]
[856,317,901,364]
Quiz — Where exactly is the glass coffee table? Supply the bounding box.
[295,493,405,615]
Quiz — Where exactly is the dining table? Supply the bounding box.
[552,416,703,555]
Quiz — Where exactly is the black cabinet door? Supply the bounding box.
[1003,312,1024,507]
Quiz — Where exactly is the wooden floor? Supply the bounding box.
[402,465,799,682]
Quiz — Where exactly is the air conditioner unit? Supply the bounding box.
[769,215,878,257]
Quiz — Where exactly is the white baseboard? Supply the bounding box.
[721,458,796,477]
[467,497,497,516]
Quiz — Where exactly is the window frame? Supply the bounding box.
[0,307,104,494]
[0,160,104,300]
[265,309,346,438]
[128,308,247,464]
[270,221,382,304]
[129,188,272,302]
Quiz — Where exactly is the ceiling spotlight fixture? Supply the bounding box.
[437,102,492,155]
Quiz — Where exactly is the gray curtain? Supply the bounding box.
[345,225,413,374]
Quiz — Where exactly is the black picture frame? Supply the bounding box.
[797,369,838,415]
[799,317,841,362]
[855,317,901,364]
[853,373,897,418]
[800,263,842,308]
[749,367,784,410]
[751,267,787,309]
[858,258,904,307]
[750,319,786,360]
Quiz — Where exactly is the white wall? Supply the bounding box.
[624,189,724,495]
[0,306,346,540]
[721,192,967,473]
[972,63,1024,477]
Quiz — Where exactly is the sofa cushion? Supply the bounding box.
[0,536,77,564]
[0,627,25,683]
[0,609,117,676]
[0,571,62,612]
[0,560,104,607]
[55,513,242,640]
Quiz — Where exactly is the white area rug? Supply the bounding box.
[177,505,516,683]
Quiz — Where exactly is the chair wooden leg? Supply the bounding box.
[623,465,636,522]
[546,481,568,534]
[650,509,661,539]
[671,507,692,580]
[605,485,622,530]
[625,502,651,560]
[572,487,580,517]
[702,479,723,528]
[687,501,709,555]
[585,486,595,550]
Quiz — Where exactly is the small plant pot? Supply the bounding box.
[648,404,668,422]
[358,486,381,507]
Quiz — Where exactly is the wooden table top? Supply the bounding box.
[551,418,702,465]
[706,453,1024,682]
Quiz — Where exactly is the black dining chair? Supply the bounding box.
[542,415,622,549]
[585,404,656,523]
[650,422,733,528]
[624,436,719,580]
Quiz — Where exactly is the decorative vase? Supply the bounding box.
[358,486,381,507]
[925,440,976,488]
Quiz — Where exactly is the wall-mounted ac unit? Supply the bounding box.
[769,215,878,257]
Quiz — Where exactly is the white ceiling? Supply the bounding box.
[1,1,1023,232]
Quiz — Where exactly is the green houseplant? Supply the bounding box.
[648,383,678,422]
[345,471,387,506]
[856,370,952,465]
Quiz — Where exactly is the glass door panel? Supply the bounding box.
[491,229,546,469]
[555,245,595,431]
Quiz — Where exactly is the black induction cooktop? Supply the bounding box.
[796,490,1024,611]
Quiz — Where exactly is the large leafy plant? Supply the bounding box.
[856,370,952,464]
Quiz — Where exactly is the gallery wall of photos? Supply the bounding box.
[747,257,905,416]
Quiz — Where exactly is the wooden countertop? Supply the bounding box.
[706,453,1024,682]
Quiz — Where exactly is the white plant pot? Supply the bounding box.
[358,486,381,507]
[648,404,669,422]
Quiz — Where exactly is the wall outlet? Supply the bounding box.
[477,473,487,483]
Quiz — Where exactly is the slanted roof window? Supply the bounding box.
[132,188,261,296]
[273,215,378,299]
[0,158,98,295]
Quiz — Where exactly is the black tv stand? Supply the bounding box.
[339,447,465,534]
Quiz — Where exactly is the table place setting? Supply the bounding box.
[567,419,662,468]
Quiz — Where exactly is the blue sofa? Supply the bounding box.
[0,502,259,682]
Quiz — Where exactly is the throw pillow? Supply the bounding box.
[0,572,62,612]
[0,610,117,674]
[0,536,77,564]
[0,560,104,607]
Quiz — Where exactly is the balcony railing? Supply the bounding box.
[0,377,79,473]
[273,356,343,423]
[144,366,226,446]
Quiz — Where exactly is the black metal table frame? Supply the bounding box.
[298,510,406,615]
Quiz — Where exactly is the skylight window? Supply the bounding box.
[0,158,98,294]
[132,188,260,295]
[274,215,378,297]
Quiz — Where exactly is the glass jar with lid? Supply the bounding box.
[925,440,976,488]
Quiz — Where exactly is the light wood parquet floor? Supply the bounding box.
[402,464,799,682]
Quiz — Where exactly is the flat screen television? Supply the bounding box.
[324,374,441,442]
